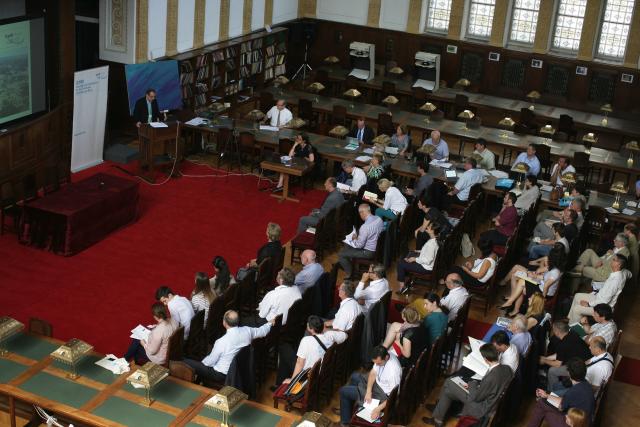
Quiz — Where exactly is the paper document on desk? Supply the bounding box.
[412,79,435,91]
[540,185,554,192]
[451,376,469,393]
[259,125,279,131]
[130,324,152,341]
[605,207,620,214]
[356,399,381,422]
[185,117,207,126]
[622,208,636,216]
[345,143,359,151]
[385,146,399,155]
[348,68,369,80]
[627,201,639,208]
[343,227,357,248]
[95,354,130,374]
[149,122,168,128]
[363,148,374,154]
[337,182,351,192]
[489,170,509,179]
[430,159,452,169]
[356,156,372,162]
[462,337,490,378]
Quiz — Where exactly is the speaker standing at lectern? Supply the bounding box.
[133,88,166,128]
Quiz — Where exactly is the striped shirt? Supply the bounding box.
[352,215,384,252]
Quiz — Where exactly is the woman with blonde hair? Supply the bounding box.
[565,408,588,427]
[382,306,428,366]
[363,152,385,179]
[246,222,282,268]
[524,292,546,330]
[370,178,408,222]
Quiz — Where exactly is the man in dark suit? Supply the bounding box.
[133,88,163,127]
[348,116,375,145]
[423,344,513,426]
[296,177,345,233]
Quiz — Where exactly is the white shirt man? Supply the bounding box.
[585,338,614,394]
[332,298,362,331]
[203,322,271,374]
[440,274,470,321]
[355,276,390,313]
[499,343,519,373]
[550,158,576,187]
[258,270,302,325]
[452,159,485,202]
[373,352,403,394]
[382,187,408,215]
[296,332,343,370]
[167,295,195,339]
[265,100,293,127]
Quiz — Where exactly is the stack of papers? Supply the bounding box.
[412,79,435,91]
[540,185,554,192]
[385,146,399,155]
[185,117,207,126]
[622,208,636,216]
[95,354,130,375]
[348,69,369,80]
[343,227,358,248]
[627,201,639,208]
[355,155,372,162]
[362,148,374,155]
[451,376,469,393]
[356,399,381,422]
[337,182,351,192]
[605,207,620,214]
[430,159,452,169]
[130,324,152,341]
[462,337,490,378]
[259,125,279,131]
[344,143,359,151]
[149,122,168,128]
[489,170,509,179]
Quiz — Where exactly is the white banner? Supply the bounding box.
[71,66,109,173]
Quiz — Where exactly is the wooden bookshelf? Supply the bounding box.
[173,27,288,112]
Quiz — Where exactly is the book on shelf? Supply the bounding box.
[195,82,209,93]
[265,45,275,57]
[225,46,237,58]
[211,75,221,89]
[196,66,209,81]
[224,58,236,71]
[212,51,225,62]
[274,64,286,76]
[275,54,286,65]
[195,54,208,68]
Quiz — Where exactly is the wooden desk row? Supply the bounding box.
[316,66,640,143]
[265,86,640,181]
[184,120,638,225]
[0,332,298,427]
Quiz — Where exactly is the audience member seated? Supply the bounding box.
[446,157,485,208]
[422,344,512,427]
[397,222,440,294]
[534,208,578,243]
[568,255,628,324]
[278,315,344,386]
[155,286,195,339]
[273,133,315,193]
[404,161,433,200]
[473,138,495,170]
[421,130,449,161]
[337,345,402,427]
[191,272,215,322]
[246,222,282,269]
[512,144,541,176]
[499,246,565,316]
[491,330,520,373]
[325,280,362,332]
[389,124,410,155]
[294,250,324,294]
[529,223,570,259]
[256,267,301,325]
[479,192,519,247]
[422,293,449,348]
[382,306,428,367]
[441,273,471,322]
[541,321,592,389]
[338,159,367,194]
[528,358,595,427]
[417,198,450,242]
[508,315,533,356]
[580,304,618,348]
[337,204,384,279]
[370,178,408,223]
[537,199,584,233]
[565,408,589,427]
[124,303,178,365]
[623,223,639,278]
[264,99,292,127]
[210,256,236,296]
[515,175,541,214]
[297,177,345,233]
[363,152,385,180]
[184,310,272,384]
[348,116,375,145]
[571,235,630,282]
[355,264,390,313]
[549,156,576,187]
[451,240,497,288]
[484,295,545,341]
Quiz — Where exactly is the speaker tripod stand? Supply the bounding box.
[291,41,312,82]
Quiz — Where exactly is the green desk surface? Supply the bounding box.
[92,396,176,427]
[5,333,58,360]
[19,371,99,407]
[193,402,282,427]
[122,379,204,409]
[0,358,29,383]
[51,354,120,385]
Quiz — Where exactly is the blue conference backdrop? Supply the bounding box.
[125,60,182,115]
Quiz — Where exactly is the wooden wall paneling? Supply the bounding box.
[613,72,638,112]
[567,65,590,106]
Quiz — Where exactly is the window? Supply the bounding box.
[467,0,496,39]
[509,0,541,45]
[552,0,587,52]
[597,0,634,59]
[425,0,453,32]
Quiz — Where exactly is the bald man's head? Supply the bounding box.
[446,273,463,289]
[223,310,239,328]
[301,249,317,266]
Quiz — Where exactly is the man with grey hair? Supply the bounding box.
[572,233,630,282]
[257,267,301,325]
[325,280,362,331]
[509,314,532,355]
[339,159,367,193]
[440,272,470,322]
[337,204,384,278]
[354,264,390,313]
[297,177,345,233]
[294,250,324,293]
[421,130,449,161]
[264,99,292,127]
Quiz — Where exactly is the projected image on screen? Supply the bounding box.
[125,60,182,116]
[0,21,31,123]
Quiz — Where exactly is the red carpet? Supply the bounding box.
[0,161,324,354]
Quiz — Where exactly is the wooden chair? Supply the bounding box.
[349,386,398,427]
[608,330,623,358]
[391,367,416,425]
[237,271,258,317]
[279,298,308,346]
[270,246,286,287]
[169,360,195,382]
[273,360,321,412]
[465,262,500,316]
[166,326,185,364]
[351,229,387,276]
[332,104,348,126]
[223,282,240,311]
[377,113,395,136]
[583,206,609,250]
[424,336,445,398]
[533,143,551,178]
[255,257,273,302]
[442,299,470,371]
[290,214,329,265]
[28,317,53,337]
[205,297,226,344]
[335,314,365,385]
[253,315,282,387]
[592,355,622,427]
[238,132,262,172]
[184,310,207,360]
[298,98,317,129]
[316,342,338,407]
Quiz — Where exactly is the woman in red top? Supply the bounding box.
[479,192,518,247]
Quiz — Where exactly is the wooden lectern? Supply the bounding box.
[137,122,183,183]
